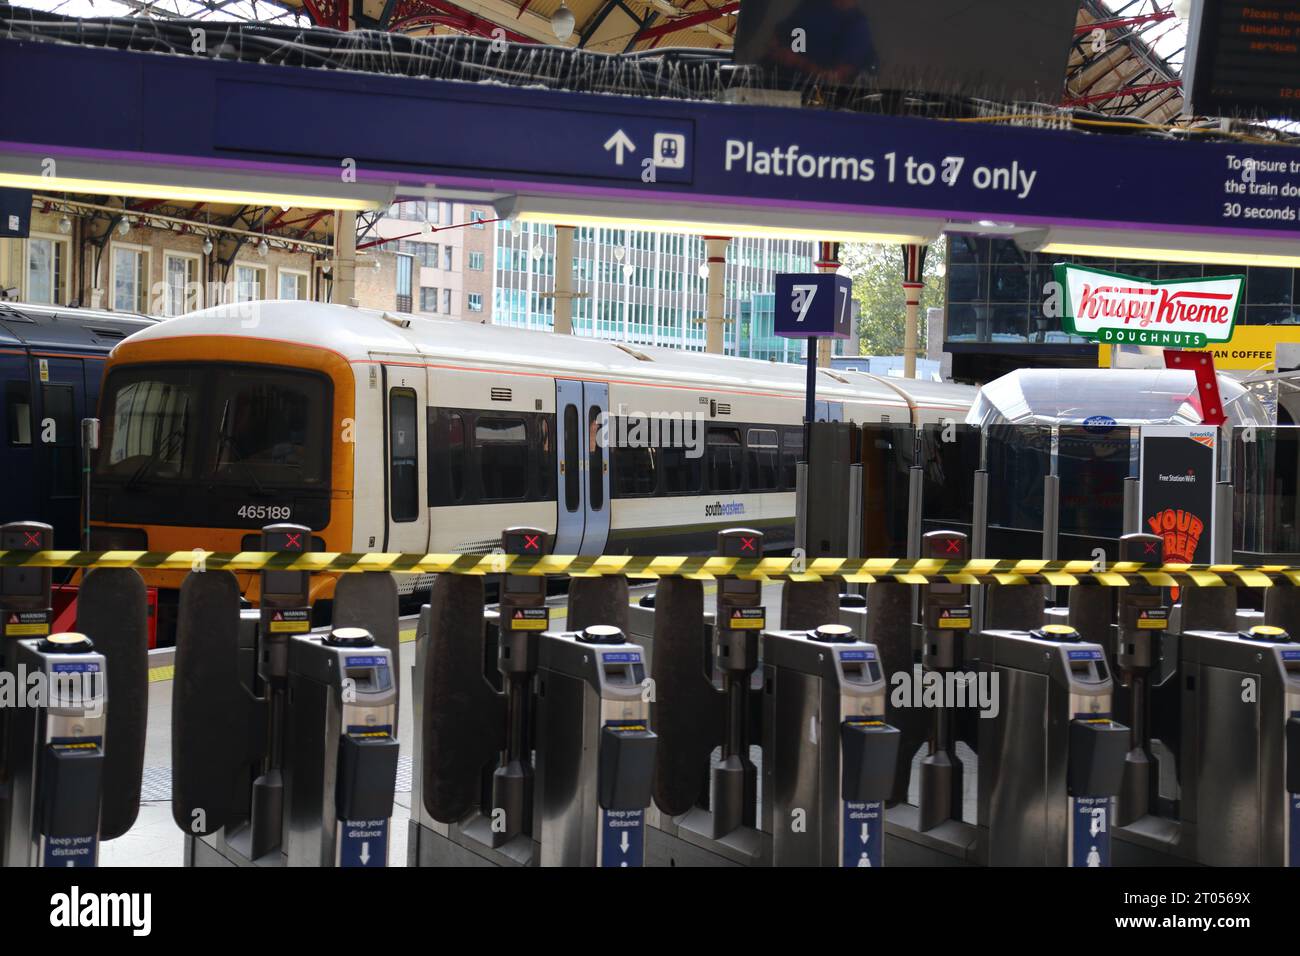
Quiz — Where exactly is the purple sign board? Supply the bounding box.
[774,273,854,339]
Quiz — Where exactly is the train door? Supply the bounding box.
[554,379,610,555]
[555,380,584,554]
[0,349,36,531]
[33,355,86,549]
[383,365,429,554]
[581,381,610,554]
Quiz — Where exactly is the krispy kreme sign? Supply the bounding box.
[1056,264,1243,348]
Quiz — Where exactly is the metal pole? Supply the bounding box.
[804,335,817,461]
[1122,476,1141,536]
[80,418,99,551]
[971,469,988,631]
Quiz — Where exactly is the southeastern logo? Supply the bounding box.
[704,501,745,518]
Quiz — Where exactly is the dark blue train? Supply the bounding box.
[0,301,157,549]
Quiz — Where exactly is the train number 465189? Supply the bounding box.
[237,505,293,521]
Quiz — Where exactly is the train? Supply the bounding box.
[0,301,156,547]
[87,300,978,640]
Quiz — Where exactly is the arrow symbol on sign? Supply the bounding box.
[860,823,869,844]
[620,831,630,853]
[604,130,636,165]
[359,842,370,865]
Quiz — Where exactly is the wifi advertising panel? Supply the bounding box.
[1057,263,1244,349]
[1139,427,1218,565]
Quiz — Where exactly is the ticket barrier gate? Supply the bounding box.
[646,529,770,866]
[410,527,657,866]
[171,523,400,866]
[762,624,899,866]
[0,520,149,867]
[974,624,1129,866]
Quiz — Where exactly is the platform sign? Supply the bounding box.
[1057,264,1243,349]
[338,818,388,867]
[1185,0,1300,121]
[842,799,883,867]
[600,809,644,867]
[43,834,97,867]
[1071,796,1111,867]
[775,273,854,339]
[1139,427,1217,565]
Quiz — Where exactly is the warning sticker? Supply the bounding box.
[267,608,311,634]
[1137,608,1169,630]
[509,607,549,631]
[728,607,766,630]
[938,607,972,630]
[5,610,50,637]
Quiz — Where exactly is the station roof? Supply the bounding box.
[9,0,1284,134]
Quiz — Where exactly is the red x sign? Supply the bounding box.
[740,537,756,552]
[284,532,302,550]
[944,538,961,554]
[1144,541,1158,555]
[523,534,540,552]
[23,531,41,548]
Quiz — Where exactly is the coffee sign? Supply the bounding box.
[1056,264,1243,348]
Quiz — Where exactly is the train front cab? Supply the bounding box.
[90,334,358,644]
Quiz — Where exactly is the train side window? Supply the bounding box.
[478,415,529,501]
[427,409,467,506]
[588,405,604,510]
[747,428,779,491]
[41,384,78,499]
[6,381,31,446]
[780,428,803,489]
[611,416,657,497]
[563,404,579,512]
[706,426,743,493]
[535,415,556,500]
[660,438,702,495]
[389,388,419,522]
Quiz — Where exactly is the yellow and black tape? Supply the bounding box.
[1,550,1297,587]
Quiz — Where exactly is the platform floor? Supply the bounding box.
[102,580,789,866]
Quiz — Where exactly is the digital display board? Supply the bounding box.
[1185,0,1300,119]
[734,0,1079,102]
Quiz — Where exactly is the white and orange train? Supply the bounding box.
[88,301,975,627]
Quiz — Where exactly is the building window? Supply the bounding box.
[278,268,309,301]
[442,288,452,315]
[420,287,439,312]
[112,245,149,313]
[469,251,485,271]
[470,209,486,229]
[439,201,452,225]
[396,254,413,312]
[419,244,438,268]
[443,246,453,271]
[26,236,67,305]
[468,293,483,313]
[165,253,201,316]
[233,264,265,303]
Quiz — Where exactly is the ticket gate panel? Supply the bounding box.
[536,630,655,868]
[5,637,107,868]
[1179,629,1300,867]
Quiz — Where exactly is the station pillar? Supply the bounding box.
[703,236,729,354]
[815,242,840,368]
[901,243,927,379]
[334,209,359,307]
[553,225,575,334]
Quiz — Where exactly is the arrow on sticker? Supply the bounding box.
[359,842,370,865]
[604,130,635,165]
[620,831,630,853]
[860,823,869,844]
